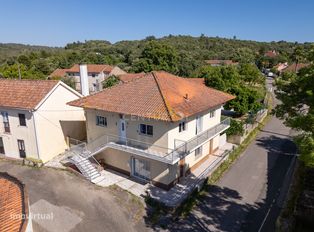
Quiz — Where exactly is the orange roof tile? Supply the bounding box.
[0,79,58,110]
[67,64,114,73]
[186,78,205,85]
[118,73,146,83]
[282,63,310,73]
[49,68,70,77]
[69,71,235,121]
[0,173,29,232]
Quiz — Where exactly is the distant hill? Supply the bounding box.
[0,43,61,62]
[0,35,312,79]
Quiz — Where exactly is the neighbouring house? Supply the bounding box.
[264,50,278,58]
[205,60,238,66]
[68,71,234,190]
[282,63,310,73]
[274,62,289,73]
[49,64,126,95]
[0,79,86,163]
[117,72,146,83]
[0,172,32,232]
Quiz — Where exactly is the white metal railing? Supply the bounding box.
[65,118,230,164]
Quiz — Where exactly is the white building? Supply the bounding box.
[49,64,126,95]
[0,79,85,163]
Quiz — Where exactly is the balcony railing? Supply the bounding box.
[66,118,230,164]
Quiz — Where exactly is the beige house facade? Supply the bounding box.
[0,79,85,163]
[69,71,234,189]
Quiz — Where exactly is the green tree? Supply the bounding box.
[275,63,314,167]
[132,41,178,73]
[103,75,119,89]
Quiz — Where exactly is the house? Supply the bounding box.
[274,62,289,73]
[68,71,234,190]
[205,60,238,66]
[282,63,310,73]
[49,64,126,95]
[0,79,85,163]
[264,50,278,58]
[117,72,146,83]
[0,172,32,232]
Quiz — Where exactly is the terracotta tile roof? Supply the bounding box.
[205,60,238,65]
[69,71,235,121]
[67,64,114,73]
[282,63,310,73]
[0,79,58,110]
[264,50,278,58]
[49,68,70,77]
[117,73,146,83]
[0,172,29,232]
[187,78,205,85]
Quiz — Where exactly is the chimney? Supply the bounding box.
[79,64,89,96]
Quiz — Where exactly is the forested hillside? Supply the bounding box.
[0,35,312,79]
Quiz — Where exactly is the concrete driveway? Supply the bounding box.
[0,161,149,232]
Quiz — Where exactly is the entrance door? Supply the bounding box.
[196,116,203,135]
[209,139,213,154]
[132,157,150,181]
[0,137,5,154]
[118,118,127,143]
[17,140,26,158]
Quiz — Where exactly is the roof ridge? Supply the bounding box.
[151,71,174,122]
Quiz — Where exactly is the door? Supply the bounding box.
[209,139,213,154]
[132,157,150,181]
[196,116,203,135]
[17,140,26,158]
[0,137,5,154]
[118,118,127,143]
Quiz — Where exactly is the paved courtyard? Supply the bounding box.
[0,160,149,232]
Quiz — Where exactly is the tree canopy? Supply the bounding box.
[275,54,314,167]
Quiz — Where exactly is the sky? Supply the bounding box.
[0,0,313,47]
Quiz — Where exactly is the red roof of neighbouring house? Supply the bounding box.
[69,71,235,122]
[67,64,114,73]
[0,79,59,110]
[264,50,278,58]
[0,172,29,232]
[49,68,70,78]
[117,73,146,83]
[282,63,310,73]
[187,78,205,85]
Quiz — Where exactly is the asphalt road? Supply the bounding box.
[168,78,297,232]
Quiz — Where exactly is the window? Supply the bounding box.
[1,112,10,133]
[195,146,202,160]
[179,121,186,132]
[18,114,26,126]
[209,110,215,118]
[91,73,96,77]
[96,116,107,127]
[0,137,5,154]
[139,124,153,136]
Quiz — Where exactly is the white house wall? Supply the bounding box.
[34,84,85,162]
[0,108,38,159]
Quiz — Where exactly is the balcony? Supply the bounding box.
[67,118,230,165]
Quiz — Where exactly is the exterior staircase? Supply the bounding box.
[68,154,101,181]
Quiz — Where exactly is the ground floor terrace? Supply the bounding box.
[92,134,222,190]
